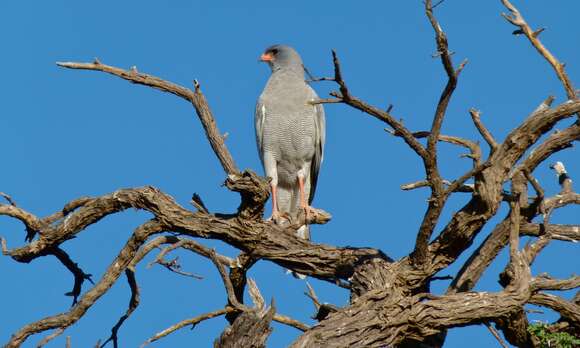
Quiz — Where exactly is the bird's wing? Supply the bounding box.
[309,93,325,204]
[254,97,266,166]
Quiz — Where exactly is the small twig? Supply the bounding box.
[484,322,510,348]
[190,193,208,213]
[100,269,140,348]
[209,249,245,310]
[272,313,309,332]
[147,241,204,279]
[1,237,9,255]
[156,256,204,279]
[309,98,343,105]
[401,180,474,193]
[445,161,491,196]
[522,170,544,201]
[431,275,453,281]
[306,77,335,83]
[469,108,498,152]
[0,192,17,206]
[431,0,446,10]
[304,281,321,311]
[50,247,94,305]
[35,328,65,348]
[247,278,266,312]
[331,49,350,101]
[525,308,544,314]
[140,308,231,347]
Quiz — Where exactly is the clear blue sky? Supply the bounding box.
[1,1,579,347]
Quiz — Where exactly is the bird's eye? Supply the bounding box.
[271,48,279,55]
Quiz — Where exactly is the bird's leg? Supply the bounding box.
[268,183,281,223]
[298,175,314,223]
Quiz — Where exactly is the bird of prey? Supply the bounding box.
[255,44,325,241]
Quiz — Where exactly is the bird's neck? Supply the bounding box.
[271,64,305,79]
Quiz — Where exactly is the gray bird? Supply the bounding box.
[255,44,325,241]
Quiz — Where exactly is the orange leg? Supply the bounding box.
[298,176,311,222]
[269,183,281,222]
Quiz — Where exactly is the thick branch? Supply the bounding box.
[2,187,386,284]
[517,123,580,174]
[529,293,580,323]
[292,268,531,347]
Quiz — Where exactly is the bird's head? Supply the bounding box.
[260,44,304,73]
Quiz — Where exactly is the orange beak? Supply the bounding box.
[260,52,274,62]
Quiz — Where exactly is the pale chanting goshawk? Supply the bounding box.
[255,44,325,242]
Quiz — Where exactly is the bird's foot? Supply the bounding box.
[302,205,317,224]
[267,211,290,225]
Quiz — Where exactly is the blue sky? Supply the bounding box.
[1,1,579,347]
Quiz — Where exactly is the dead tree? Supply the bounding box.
[2,1,579,347]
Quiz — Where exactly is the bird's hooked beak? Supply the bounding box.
[259,52,274,62]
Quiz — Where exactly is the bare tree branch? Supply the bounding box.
[484,322,510,348]
[520,223,580,242]
[50,247,94,305]
[469,108,498,153]
[532,275,580,292]
[327,52,429,161]
[100,269,140,348]
[5,220,165,348]
[35,328,65,348]
[141,308,231,347]
[529,293,580,323]
[0,192,17,206]
[411,0,468,265]
[56,60,239,175]
[500,0,577,99]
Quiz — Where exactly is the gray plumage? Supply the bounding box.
[255,45,325,240]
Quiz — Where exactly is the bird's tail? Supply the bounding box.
[290,224,309,279]
[277,185,309,279]
[296,224,310,240]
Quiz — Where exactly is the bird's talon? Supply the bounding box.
[302,205,317,224]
